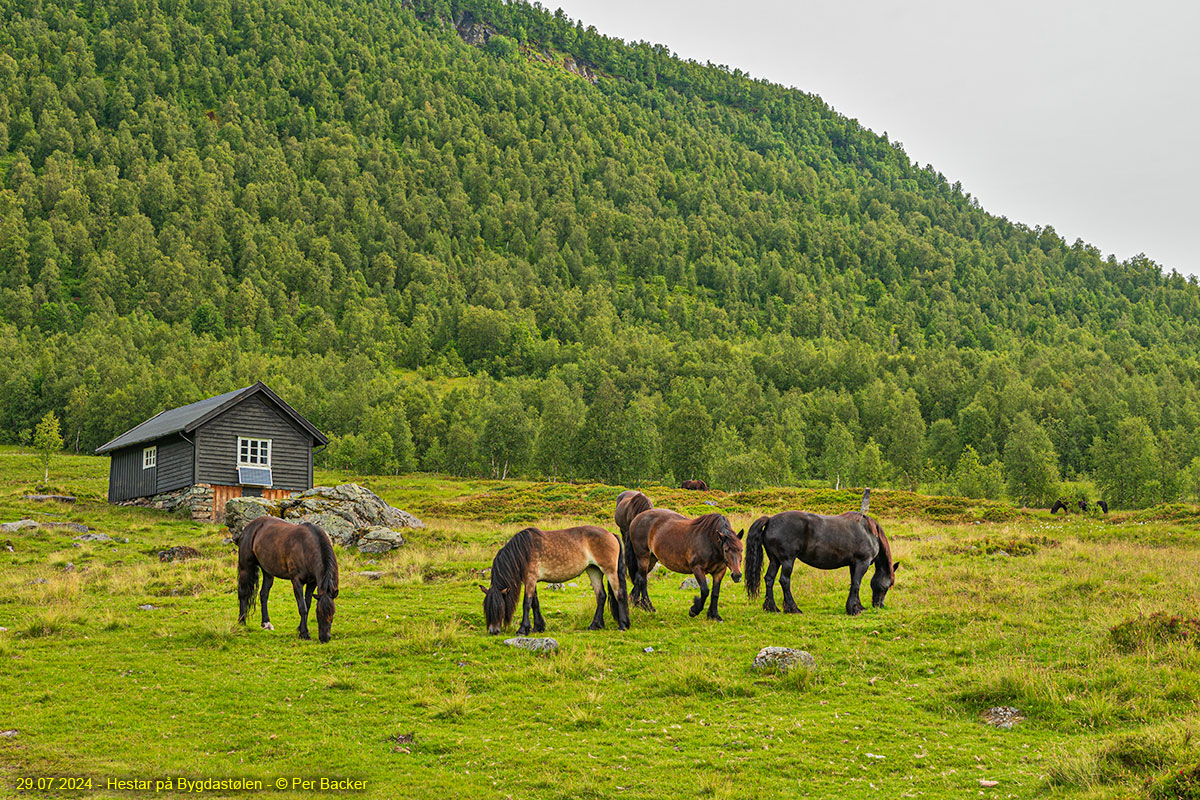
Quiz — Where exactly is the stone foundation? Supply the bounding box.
[118,484,215,522]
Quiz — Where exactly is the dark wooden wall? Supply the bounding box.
[107,445,156,502]
[155,434,194,494]
[195,394,313,490]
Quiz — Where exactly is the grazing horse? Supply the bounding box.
[1050,499,1069,514]
[1097,500,1108,514]
[744,511,899,616]
[481,526,629,636]
[1078,499,1089,513]
[615,490,653,579]
[681,479,709,491]
[627,510,743,621]
[238,517,339,642]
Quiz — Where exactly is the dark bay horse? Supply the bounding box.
[615,490,653,578]
[681,479,709,491]
[238,517,339,642]
[481,526,629,635]
[744,511,899,616]
[626,510,743,621]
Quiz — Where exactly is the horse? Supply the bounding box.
[1078,499,1089,513]
[237,517,339,642]
[681,479,709,491]
[626,510,743,621]
[744,511,899,616]
[1050,499,1069,514]
[615,490,653,577]
[480,526,629,636]
[1097,500,1108,514]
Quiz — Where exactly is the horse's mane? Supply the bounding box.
[693,513,734,546]
[302,521,339,599]
[490,528,536,625]
[860,513,894,578]
[626,492,652,518]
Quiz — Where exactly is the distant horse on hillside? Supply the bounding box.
[480,526,629,635]
[238,517,339,642]
[744,511,899,616]
[627,510,743,621]
[681,479,709,491]
[1097,500,1108,514]
[1050,500,1069,514]
[1078,499,1089,513]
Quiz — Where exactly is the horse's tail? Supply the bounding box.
[623,524,640,585]
[744,515,770,599]
[236,519,262,619]
[608,530,630,628]
[304,522,339,620]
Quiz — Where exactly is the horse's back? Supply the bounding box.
[246,517,323,581]
[535,525,621,581]
[770,510,878,569]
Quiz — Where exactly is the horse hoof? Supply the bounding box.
[299,631,311,640]
[588,624,602,631]
[689,607,701,617]
[261,622,274,631]
[707,615,724,623]
[784,607,802,614]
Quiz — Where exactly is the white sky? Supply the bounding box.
[546,0,1200,276]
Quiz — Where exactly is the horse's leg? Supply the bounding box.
[687,568,710,617]
[707,570,725,622]
[292,578,311,639]
[587,565,606,630]
[516,577,535,636]
[639,556,658,613]
[531,590,546,633]
[780,558,801,614]
[846,560,869,616]
[763,556,781,613]
[259,574,275,630]
[304,581,315,623]
[603,563,630,631]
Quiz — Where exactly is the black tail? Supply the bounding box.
[236,521,262,621]
[608,532,630,629]
[623,528,640,588]
[304,522,339,621]
[744,515,769,599]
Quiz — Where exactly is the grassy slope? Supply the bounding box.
[1,448,1199,798]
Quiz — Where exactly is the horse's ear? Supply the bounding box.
[478,584,488,595]
[893,561,902,571]
[737,529,744,539]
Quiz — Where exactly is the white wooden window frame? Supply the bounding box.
[142,446,156,470]
[237,437,272,467]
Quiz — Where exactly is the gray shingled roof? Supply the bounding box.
[95,382,327,453]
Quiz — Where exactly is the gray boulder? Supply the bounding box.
[503,637,558,653]
[75,533,113,543]
[680,576,700,590]
[23,494,75,503]
[223,498,280,542]
[752,647,817,673]
[356,527,407,554]
[224,484,422,553]
[158,546,201,563]
[0,519,38,534]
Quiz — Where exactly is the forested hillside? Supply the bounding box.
[2,0,1198,506]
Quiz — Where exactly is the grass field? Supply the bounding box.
[2,448,1200,798]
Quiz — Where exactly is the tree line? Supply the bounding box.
[1,0,1198,507]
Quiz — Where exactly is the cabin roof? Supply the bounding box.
[95,381,328,454]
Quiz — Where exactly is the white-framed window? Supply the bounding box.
[238,437,272,466]
[142,446,156,469]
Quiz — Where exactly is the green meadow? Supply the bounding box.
[2,448,1200,799]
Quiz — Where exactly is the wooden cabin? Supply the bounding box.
[96,382,328,521]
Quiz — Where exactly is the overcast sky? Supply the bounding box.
[547,0,1200,276]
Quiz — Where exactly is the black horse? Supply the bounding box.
[744,511,899,616]
[237,517,339,642]
[1051,499,1069,514]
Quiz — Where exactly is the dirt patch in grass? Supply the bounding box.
[1109,613,1200,653]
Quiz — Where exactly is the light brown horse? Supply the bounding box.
[480,526,630,635]
[627,510,743,621]
[237,517,339,642]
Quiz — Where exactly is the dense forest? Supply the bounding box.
[2,0,1198,507]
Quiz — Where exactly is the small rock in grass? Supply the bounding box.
[4,540,13,552]
[0,730,17,738]
[31,578,47,585]
[547,583,564,591]
[643,646,655,653]
[24,494,75,503]
[62,562,75,573]
[0,520,38,534]
[0,627,8,632]
[680,576,700,590]
[566,582,578,588]
[982,706,1024,729]
[221,537,234,545]
[358,571,383,580]
[75,533,113,543]
[993,550,1010,558]
[752,646,817,673]
[503,637,558,653]
[158,546,201,563]
[137,604,159,611]
[979,779,999,787]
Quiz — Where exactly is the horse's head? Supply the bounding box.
[870,560,901,608]
[316,582,338,643]
[480,583,514,635]
[717,517,744,583]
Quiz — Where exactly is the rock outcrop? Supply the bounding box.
[752,647,817,673]
[224,484,423,553]
[159,546,202,563]
[503,637,558,653]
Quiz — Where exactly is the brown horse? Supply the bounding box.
[615,490,654,590]
[627,510,743,621]
[681,479,709,491]
[237,517,339,642]
[481,526,629,635]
